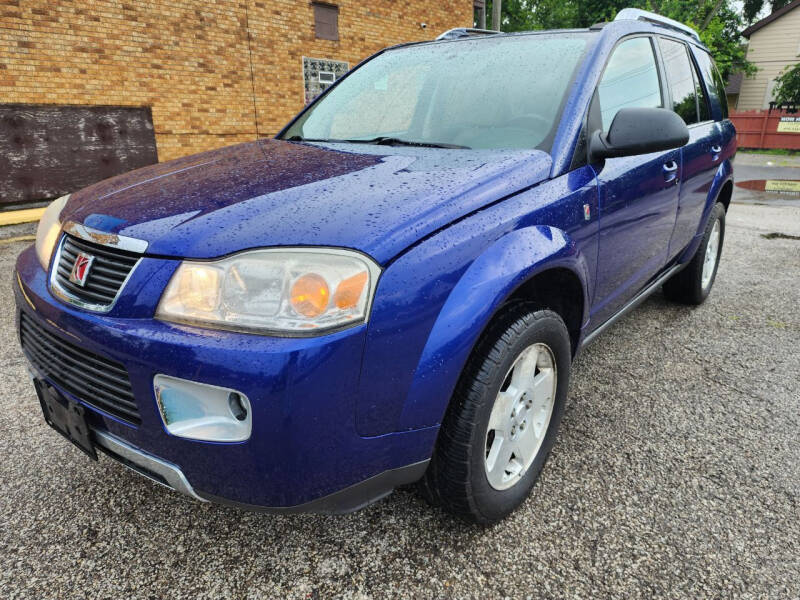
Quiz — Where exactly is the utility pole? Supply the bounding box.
[477,1,486,29]
[492,0,502,30]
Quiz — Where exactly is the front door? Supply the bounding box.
[589,36,681,325]
[593,149,682,324]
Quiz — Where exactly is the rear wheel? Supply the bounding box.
[419,305,571,524]
[663,202,726,305]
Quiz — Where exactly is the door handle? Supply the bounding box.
[663,160,679,184]
[663,160,679,185]
[711,145,722,153]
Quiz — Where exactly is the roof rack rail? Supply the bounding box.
[614,8,700,42]
[435,28,501,41]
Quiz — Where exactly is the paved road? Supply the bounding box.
[732,152,800,207]
[1,168,799,599]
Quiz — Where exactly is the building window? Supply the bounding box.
[313,3,338,41]
[303,57,348,104]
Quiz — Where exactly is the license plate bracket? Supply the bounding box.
[36,380,97,461]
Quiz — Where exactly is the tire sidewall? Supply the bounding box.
[696,203,726,302]
[469,310,571,522]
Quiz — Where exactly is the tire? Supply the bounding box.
[663,202,726,305]
[419,304,571,524]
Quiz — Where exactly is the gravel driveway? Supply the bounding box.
[1,186,798,598]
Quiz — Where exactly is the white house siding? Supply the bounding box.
[737,6,800,110]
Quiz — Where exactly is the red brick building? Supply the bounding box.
[0,1,472,204]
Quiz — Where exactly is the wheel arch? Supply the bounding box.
[717,178,733,212]
[502,266,585,356]
[678,162,734,264]
[396,225,590,432]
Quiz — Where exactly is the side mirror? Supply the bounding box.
[588,107,689,162]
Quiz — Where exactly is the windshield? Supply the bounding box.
[281,34,590,151]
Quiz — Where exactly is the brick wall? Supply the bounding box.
[0,1,472,162]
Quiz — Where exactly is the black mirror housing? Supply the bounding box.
[589,107,690,162]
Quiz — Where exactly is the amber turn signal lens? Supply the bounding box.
[333,271,368,309]
[290,273,330,317]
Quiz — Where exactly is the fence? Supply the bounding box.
[729,109,800,150]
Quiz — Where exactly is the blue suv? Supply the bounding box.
[15,9,735,523]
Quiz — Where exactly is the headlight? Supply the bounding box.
[156,248,381,334]
[35,194,70,270]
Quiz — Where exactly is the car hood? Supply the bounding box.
[63,139,552,264]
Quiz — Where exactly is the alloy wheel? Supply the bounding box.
[484,343,557,491]
[701,218,721,291]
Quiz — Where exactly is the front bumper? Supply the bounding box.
[14,246,436,511]
[92,429,207,502]
[92,428,428,513]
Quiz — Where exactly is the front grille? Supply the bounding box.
[54,235,140,308]
[19,312,141,424]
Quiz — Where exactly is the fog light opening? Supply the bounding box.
[228,392,248,421]
[153,374,252,442]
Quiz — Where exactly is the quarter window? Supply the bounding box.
[596,37,663,131]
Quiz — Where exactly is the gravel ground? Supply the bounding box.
[1,189,799,598]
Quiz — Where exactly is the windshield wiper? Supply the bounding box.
[286,135,342,143]
[347,136,470,149]
[286,135,469,149]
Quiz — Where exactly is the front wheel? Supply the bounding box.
[663,202,726,305]
[419,305,571,524]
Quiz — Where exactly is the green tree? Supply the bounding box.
[660,2,757,80]
[773,63,800,104]
[572,0,629,27]
[479,0,753,81]
[481,0,577,31]
[742,0,792,24]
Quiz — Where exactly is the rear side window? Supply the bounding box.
[658,37,710,125]
[596,37,663,131]
[694,49,728,119]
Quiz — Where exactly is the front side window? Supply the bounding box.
[595,37,663,131]
[658,38,707,125]
[282,34,590,151]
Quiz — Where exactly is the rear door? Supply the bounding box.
[657,37,723,257]
[590,36,681,325]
